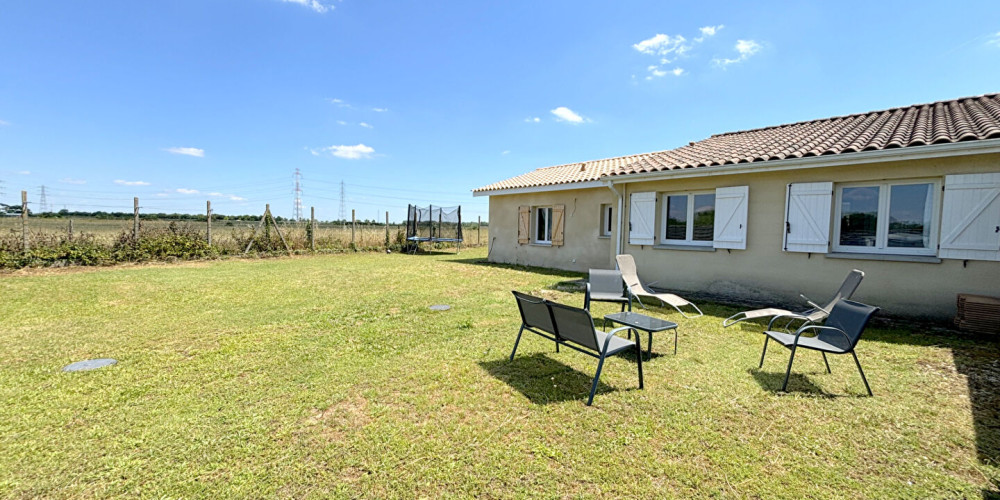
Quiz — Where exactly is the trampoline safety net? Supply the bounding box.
[406,205,463,243]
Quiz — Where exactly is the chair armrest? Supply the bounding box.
[584,283,592,311]
[601,326,634,354]
[799,294,829,314]
[791,324,851,346]
[766,312,811,330]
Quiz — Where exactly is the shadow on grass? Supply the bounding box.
[750,369,841,397]
[479,353,624,405]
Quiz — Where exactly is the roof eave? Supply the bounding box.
[472,180,605,197]
[602,138,1000,185]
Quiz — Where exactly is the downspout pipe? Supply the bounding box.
[605,179,624,262]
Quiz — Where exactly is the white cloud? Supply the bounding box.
[154,193,169,198]
[372,107,388,112]
[229,195,246,201]
[16,170,30,175]
[60,178,86,185]
[714,39,762,67]
[208,192,223,196]
[176,188,200,194]
[524,117,541,123]
[645,65,684,79]
[359,122,373,129]
[551,107,587,123]
[502,150,510,155]
[0,119,9,126]
[114,179,150,186]
[280,0,333,13]
[327,98,352,108]
[695,24,724,42]
[988,32,1000,47]
[313,143,376,159]
[633,34,689,56]
[672,67,685,76]
[336,120,347,125]
[164,147,205,158]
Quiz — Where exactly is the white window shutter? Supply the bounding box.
[783,182,833,253]
[629,192,656,245]
[939,173,1000,261]
[713,186,749,250]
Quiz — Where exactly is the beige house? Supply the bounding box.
[473,94,1000,318]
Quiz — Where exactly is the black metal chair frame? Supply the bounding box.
[758,299,879,396]
[510,291,643,406]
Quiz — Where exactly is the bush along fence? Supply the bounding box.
[0,192,488,269]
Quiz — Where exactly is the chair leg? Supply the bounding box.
[758,336,770,368]
[673,328,678,355]
[781,345,797,392]
[646,331,653,360]
[852,351,873,397]
[555,340,560,353]
[587,355,608,406]
[822,352,831,374]
[509,325,525,361]
[636,345,644,390]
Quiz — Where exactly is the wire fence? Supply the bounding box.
[0,194,489,268]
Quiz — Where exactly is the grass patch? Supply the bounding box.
[0,248,997,498]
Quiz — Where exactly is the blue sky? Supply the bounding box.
[1,1,998,222]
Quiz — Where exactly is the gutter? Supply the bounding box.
[606,183,624,258]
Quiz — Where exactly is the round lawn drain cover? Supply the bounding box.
[429,304,451,311]
[63,358,117,372]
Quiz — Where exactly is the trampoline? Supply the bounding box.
[406,204,463,253]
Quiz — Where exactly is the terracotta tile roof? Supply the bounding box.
[473,153,652,193]
[474,93,1000,193]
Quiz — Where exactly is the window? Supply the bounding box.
[534,206,553,244]
[833,180,938,255]
[600,204,613,237]
[660,192,715,245]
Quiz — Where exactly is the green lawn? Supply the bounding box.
[0,249,997,498]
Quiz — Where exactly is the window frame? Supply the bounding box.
[533,206,553,245]
[659,190,716,247]
[831,178,941,256]
[600,204,613,237]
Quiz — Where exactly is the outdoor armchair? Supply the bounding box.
[723,269,864,330]
[758,299,879,396]
[510,291,643,405]
[615,254,703,318]
[584,269,631,313]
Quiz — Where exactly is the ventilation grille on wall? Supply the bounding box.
[955,294,1000,334]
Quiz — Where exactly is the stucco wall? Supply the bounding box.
[617,153,1000,319]
[487,187,614,272]
[485,152,1000,318]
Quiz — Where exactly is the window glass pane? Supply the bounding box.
[839,186,879,247]
[605,206,612,233]
[888,184,932,248]
[536,208,549,241]
[665,195,687,240]
[545,208,552,241]
[692,194,715,241]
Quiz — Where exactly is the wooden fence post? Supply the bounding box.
[477,216,481,245]
[206,200,213,245]
[351,209,356,249]
[310,206,316,251]
[68,219,74,241]
[133,197,140,244]
[21,191,28,253]
[385,211,389,249]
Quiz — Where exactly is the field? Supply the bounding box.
[0,215,488,254]
[0,248,997,498]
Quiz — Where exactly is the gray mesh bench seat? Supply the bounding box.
[510,291,643,405]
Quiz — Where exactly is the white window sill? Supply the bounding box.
[825,252,942,264]
[653,244,716,252]
[530,242,552,247]
[598,235,611,239]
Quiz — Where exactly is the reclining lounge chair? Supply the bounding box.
[722,269,864,330]
[615,254,703,319]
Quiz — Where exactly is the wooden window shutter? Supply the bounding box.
[939,173,1000,261]
[629,192,656,245]
[551,204,565,246]
[713,186,749,250]
[783,182,832,253]
[517,206,530,244]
